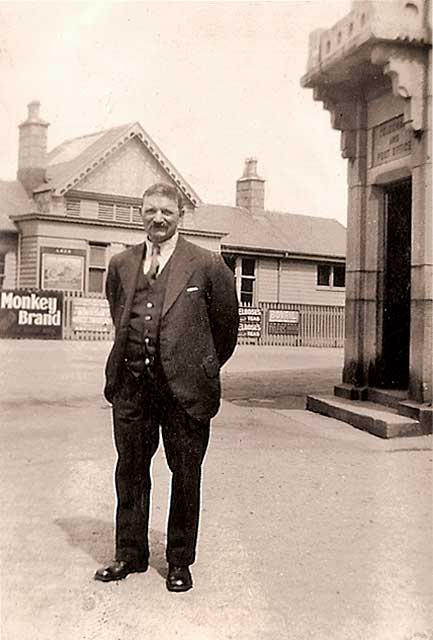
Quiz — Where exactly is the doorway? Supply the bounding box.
[381,179,412,388]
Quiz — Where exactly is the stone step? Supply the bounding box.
[306,394,423,439]
[366,387,408,410]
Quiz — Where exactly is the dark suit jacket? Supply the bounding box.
[104,236,239,420]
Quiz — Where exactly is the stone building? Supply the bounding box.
[302,0,432,435]
[0,103,346,310]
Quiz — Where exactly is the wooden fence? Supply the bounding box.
[238,302,345,347]
[62,294,344,347]
[63,291,114,341]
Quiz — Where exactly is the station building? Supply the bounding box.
[0,102,346,311]
[302,0,432,434]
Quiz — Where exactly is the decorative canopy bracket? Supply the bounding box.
[371,44,427,132]
[313,87,360,160]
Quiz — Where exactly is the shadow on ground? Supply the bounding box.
[222,367,340,409]
[55,517,167,577]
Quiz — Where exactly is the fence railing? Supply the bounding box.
[63,291,115,341]
[238,302,345,348]
[0,290,344,347]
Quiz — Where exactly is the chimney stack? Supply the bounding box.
[236,158,265,214]
[17,101,49,195]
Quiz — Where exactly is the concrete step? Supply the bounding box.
[366,387,408,410]
[306,394,423,438]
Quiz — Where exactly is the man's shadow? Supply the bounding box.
[55,517,167,577]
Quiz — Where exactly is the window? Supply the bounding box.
[333,265,346,288]
[0,253,5,289]
[317,264,331,287]
[240,258,256,304]
[317,264,345,288]
[88,244,107,293]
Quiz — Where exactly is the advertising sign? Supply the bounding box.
[238,306,262,339]
[0,290,63,339]
[41,247,86,291]
[268,309,300,335]
[72,298,112,332]
[372,115,411,167]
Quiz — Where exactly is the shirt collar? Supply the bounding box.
[145,231,179,256]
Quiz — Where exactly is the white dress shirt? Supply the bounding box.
[143,232,179,276]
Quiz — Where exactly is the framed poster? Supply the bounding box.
[40,247,86,291]
[71,298,112,332]
[268,309,300,335]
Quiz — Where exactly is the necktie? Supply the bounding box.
[147,243,160,280]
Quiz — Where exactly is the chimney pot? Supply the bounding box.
[243,157,259,178]
[28,101,41,120]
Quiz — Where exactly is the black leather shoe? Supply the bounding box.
[94,560,148,582]
[166,565,193,592]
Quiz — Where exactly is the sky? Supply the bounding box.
[0,0,352,223]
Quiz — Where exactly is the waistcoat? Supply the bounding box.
[124,260,171,377]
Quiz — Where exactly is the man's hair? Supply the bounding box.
[142,183,184,212]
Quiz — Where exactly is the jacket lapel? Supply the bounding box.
[162,236,197,317]
[118,242,146,327]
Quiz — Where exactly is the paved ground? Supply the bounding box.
[0,340,432,640]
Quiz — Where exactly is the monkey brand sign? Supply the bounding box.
[0,290,63,339]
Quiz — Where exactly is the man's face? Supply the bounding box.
[142,194,182,244]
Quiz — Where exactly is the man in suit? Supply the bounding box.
[95,182,239,591]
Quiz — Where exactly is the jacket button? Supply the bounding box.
[146,302,153,308]
[144,358,150,365]
[145,315,152,321]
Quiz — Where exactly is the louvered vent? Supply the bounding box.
[65,198,81,217]
[115,204,131,223]
[132,207,142,224]
[98,202,114,222]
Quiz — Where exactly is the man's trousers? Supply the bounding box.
[112,367,210,568]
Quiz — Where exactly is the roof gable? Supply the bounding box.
[40,123,201,206]
[71,136,180,199]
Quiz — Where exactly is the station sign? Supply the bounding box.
[372,115,411,167]
[0,290,63,339]
[268,309,300,335]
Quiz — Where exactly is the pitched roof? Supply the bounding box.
[0,180,30,232]
[44,124,132,192]
[39,122,201,206]
[195,204,346,257]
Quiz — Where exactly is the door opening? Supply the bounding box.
[381,179,412,389]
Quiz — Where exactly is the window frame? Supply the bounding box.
[88,243,108,294]
[316,263,345,290]
[239,257,256,304]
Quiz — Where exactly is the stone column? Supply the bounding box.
[409,49,432,404]
[340,99,371,392]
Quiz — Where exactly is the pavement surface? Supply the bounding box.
[0,340,432,640]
